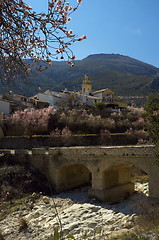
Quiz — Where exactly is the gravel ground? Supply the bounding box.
[1,183,159,240]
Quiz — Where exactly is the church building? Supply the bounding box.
[80,75,128,110]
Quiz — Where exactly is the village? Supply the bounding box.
[0,75,128,115]
[1,0,159,239]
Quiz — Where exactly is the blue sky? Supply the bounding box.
[27,0,159,67]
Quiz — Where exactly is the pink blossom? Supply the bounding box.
[68,29,73,35]
[67,17,71,22]
[78,35,87,41]
[64,5,69,11]
[0,0,85,81]
[71,55,76,60]
[69,6,73,11]
[5,107,56,136]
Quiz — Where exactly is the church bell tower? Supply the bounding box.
[82,75,92,94]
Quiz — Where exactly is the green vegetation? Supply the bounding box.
[94,101,105,111]
[2,54,159,102]
[144,94,159,144]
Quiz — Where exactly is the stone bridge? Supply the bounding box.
[1,145,159,202]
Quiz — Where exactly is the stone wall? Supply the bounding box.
[0,134,144,149]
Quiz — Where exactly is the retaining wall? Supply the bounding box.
[0,134,146,149]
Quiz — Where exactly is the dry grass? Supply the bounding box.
[18,217,28,232]
[131,175,148,184]
[0,156,51,221]
[0,231,5,240]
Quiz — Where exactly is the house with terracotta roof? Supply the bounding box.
[31,75,128,111]
[80,75,128,110]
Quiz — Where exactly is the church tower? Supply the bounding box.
[82,75,92,94]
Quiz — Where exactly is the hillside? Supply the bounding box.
[1,53,159,97]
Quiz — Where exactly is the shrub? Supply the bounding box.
[132,117,146,130]
[49,107,148,135]
[110,112,124,121]
[51,127,72,137]
[144,94,159,145]
[137,139,148,145]
[94,101,105,111]
[61,127,72,137]
[5,107,56,136]
[0,231,5,240]
[81,109,90,118]
[100,129,111,135]
[125,128,149,140]
[100,129,111,145]
[51,128,61,136]
[19,217,28,232]
[50,109,118,134]
[115,118,131,132]
[126,107,145,122]
[103,118,116,131]
[0,162,50,200]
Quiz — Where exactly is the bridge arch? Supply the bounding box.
[102,162,149,200]
[102,163,133,189]
[55,162,92,192]
[90,160,151,202]
[131,165,149,196]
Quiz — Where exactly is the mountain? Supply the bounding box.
[1,53,159,97]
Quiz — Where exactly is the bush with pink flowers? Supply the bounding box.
[5,107,56,136]
[4,105,149,139]
[125,128,148,140]
[48,106,148,135]
[132,117,146,130]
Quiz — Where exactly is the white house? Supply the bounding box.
[76,93,101,106]
[3,92,35,108]
[31,91,62,109]
[30,75,128,110]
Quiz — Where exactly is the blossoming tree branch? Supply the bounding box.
[0,0,86,85]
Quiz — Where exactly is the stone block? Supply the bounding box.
[32,148,46,155]
[15,149,29,155]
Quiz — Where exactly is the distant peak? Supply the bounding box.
[84,53,124,59]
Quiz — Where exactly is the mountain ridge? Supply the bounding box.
[1,53,159,97]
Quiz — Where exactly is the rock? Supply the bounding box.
[42,196,51,204]
[1,183,159,240]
